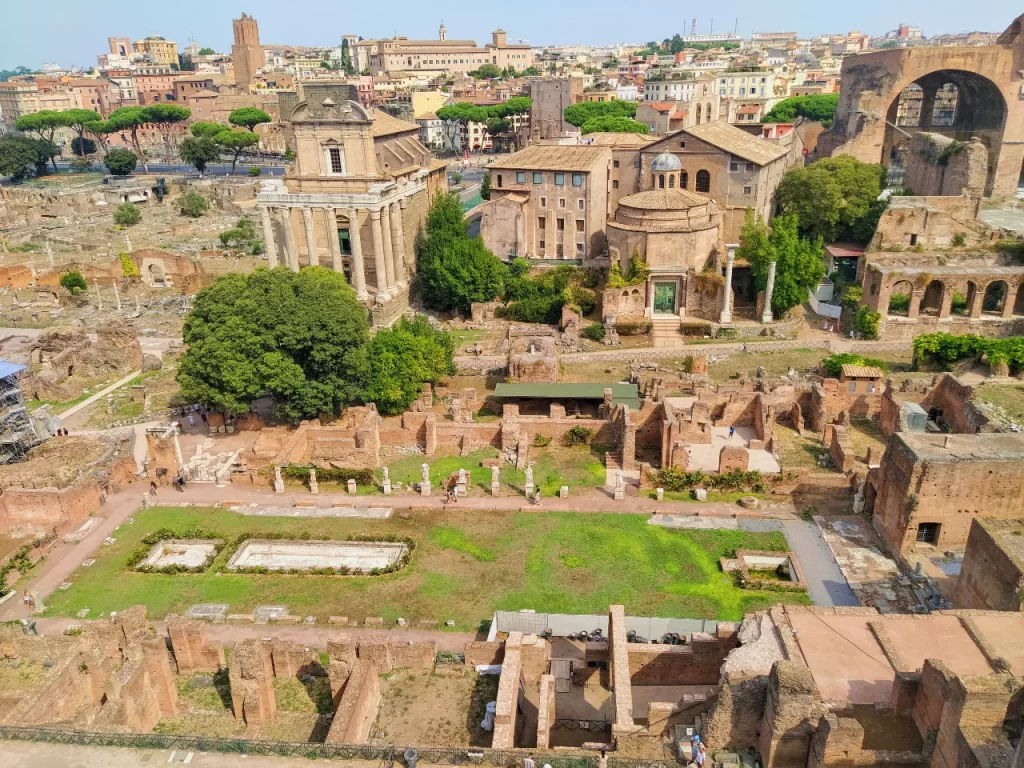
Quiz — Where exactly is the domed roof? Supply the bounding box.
[650,152,682,172]
[618,188,713,211]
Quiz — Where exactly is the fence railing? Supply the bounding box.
[0,725,674,768]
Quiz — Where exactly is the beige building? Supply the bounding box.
[0,82,82,131]
[366,26,532,76]
[232,13,266,90]
[132,36,179,66]
[480,145,611,260]
[257,89,447,326]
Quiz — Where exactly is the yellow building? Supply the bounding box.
[132,36,179,66]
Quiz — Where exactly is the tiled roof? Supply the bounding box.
[367,108,420,137]
[683,121,787,166]
[618,189,713,211]
[841,364,884,379]
[487,145,608,172]
[580,133,657,147]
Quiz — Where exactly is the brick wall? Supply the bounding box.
[326,659,381,744]
[920,374,991,434]
[465,641,505,667]
[491,631,523,749]
[390,641,436,671]
[536,674,555,749]
[627,631,737,685]
[168,618,225,675]
[954,519,1024,611]
[0,479,102,537]
[829,426,855,473]
[904,134,987,198]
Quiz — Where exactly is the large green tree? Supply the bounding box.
[216,130,261,174]
[106,107,148,170]
[364,316,456,415]
[104,147,138,176]
[563,100,637,127]
[737,210,825,317]
[228,107,272,131]
[417,192,507,314]
[775,156,887,244]
[177,267,371,420]
[13,110,66,171]
[60,108,101,157]
[581,116,649,134]
[0,136,41,181]
[83,119,116,156]
[190,121,227,138]
[178,136,221,173]
[141,103,191,166]
[340,38,355,75]
[763,94,839,126]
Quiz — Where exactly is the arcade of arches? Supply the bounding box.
[865,265,1024,324]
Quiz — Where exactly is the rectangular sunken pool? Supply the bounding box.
[225,539,408,573]
[142,539,222,569]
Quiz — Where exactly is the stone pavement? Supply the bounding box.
[814,515,921,613]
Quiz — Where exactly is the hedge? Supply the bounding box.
[283,465,377,486]
[615,319,652,335]
[127,527,225,574]
[912,332,1024,373]
[656,468,773,493]
[0,544,34,597]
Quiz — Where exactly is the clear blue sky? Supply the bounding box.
[1,1,1020,70]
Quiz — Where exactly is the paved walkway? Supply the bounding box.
[780,519,859,608]
[59,369,141,419]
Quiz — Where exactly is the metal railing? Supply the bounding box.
[0,725,674,768]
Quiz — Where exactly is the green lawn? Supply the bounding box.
[45,506,808,628]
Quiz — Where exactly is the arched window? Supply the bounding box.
[930,83,959,127]
[895,84,923,127]
[695,170,710,193]
[696,103,702,125]
[680,171,688,189]
[668,174,675,188]
[658,174,665,189]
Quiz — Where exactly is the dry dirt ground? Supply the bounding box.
[370,668,498,747]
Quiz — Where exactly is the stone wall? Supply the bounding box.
[829,425,855,473]
[608,605,635,740]
[904,134,988,198]
[536,674,555,749]
[228,638,276,725]
[491,631,523,749]
[464,641,505,667]
[270,640,320,678]
[0,478,103,537]
[954,519,1024,611]
[168,618,225,675]
[757,661,822,768]
[627,629,738,685]
[920,374,992,434]
[326,659,381,744]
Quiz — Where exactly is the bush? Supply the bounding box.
[282,465,377,486]
[821,353,888,378]
[951,292,968,315]
[59,270,88,294]
[120,253,140,278]
[248,166,262,177]
[841,285,863,310]
[104,148,138,176]
[888,293,910,313]
[615,319,652,336]
[178,192,209,218]
[952,233,966,247]
[532,434,552,447]
[113,202,141,227]
[657,468,769,493]
[854,306,881,339]
[909,333,1024,372]
[582,323,605,342]
[562,426,594,446]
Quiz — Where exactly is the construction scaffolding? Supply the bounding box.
[0,361,44,465]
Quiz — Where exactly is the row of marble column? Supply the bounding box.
[259,200,411,302]
[719,251,777,324]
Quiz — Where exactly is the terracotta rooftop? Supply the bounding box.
[618,188,714,211]
[367,108,420,138]
[682,121,788,166]
[840,364,883,379]
[577,132,656,147]
[488,145,608,172]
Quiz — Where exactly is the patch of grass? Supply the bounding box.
[976,383,1024,425]
[45,505,809,627]
[175,672,231,712]
[274,676,333,714]
[432,527,494,561]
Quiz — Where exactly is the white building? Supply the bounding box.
[716,72,778,99]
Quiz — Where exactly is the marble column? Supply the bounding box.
[720,251,735,324]
[348,209,368,301]
[398,198,411,274]
[301,207,319,267]
[389,202,405,287]
[761,260,777,323]
[325,207,343,273]
[380,204,396,290]
[280,208,300,272]
[260,207,278,268]
[369,209,390,299]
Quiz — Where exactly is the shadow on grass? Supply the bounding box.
[466,673,501,747]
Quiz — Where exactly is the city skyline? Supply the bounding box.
[2,0,1020,70]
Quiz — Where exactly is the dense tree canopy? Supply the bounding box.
[563,100,637,128]
[13,110,65,171]
[581,116,649,134]
[104,147,138,176]
[0,136,44,181]
[107,107,149,169]
[141,104,191,165]
[775,156,887,244]
[737,210,825,317]
[762,94,839,126]
[417,192,507,314]
[178,267,371,420]
[470,63,503,79]
[364,316,456,415]
[179,136,221,173]
[216,130,260,174]
[228,107,272,130]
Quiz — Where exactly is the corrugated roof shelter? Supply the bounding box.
[493,382,641,409]
[0,361,26,380]
[840,364,884,380]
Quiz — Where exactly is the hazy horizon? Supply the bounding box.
[1,0,1020,71]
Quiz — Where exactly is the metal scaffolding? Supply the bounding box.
[0,361,43,465]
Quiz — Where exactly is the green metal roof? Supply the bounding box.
[493,382,641,409]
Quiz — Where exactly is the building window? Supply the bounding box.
[658,174,665,189]
[613,160,619,168]
[497,174,503,188]
[743,186,752,195]
[746,163,754,171]
[554,172,565,185]
[848,381,857,393]
[571,173,583,187]
[730,162,738,172]
[559,198,566,208]
[577,199,584,211]
[680,171,688,189]
[679,141,685,148]
[540,197,547,208]
[575,220,584,232]
[668,175,675,188]
[517,172,527,184]
[916,522,940,545]
[557,218,565,231]
[695,170,710,193]
[612,180,619,189]
[326,147,346,174]
[557,244,564,257]
[540,240,545,249]
[538,217,546,230]
[576,242,584,253]
[533,172,543,184]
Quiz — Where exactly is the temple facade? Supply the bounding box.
[257,95,447,326]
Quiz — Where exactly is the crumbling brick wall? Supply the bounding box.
[719,445,750,473]
[954,519,1024,612]
[920,374,991,434]
[168,618,225,675]
[757,661,822,768]
[0,478,103,537]
[627,628,738,685]
[491,631,524,749]
[228,638,276,725]
[904,134,988,198]
[829,425,855,473]
[536,674,556,749]
[465,641,505,667]
[325,659,381,744]
[390,641,436,671]
[327,635,356,705]
[270,640,320,678]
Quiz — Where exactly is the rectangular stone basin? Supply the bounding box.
[225,539,408,572]
[142,539,222,569]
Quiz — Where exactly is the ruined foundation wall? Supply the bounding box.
[326,659,381,744]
